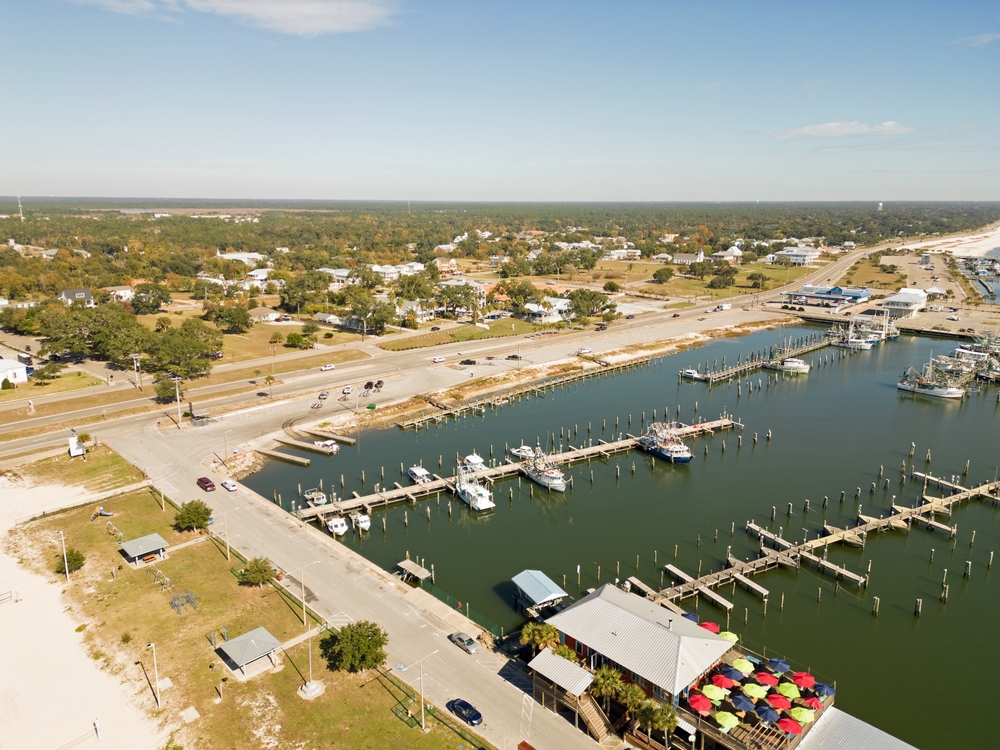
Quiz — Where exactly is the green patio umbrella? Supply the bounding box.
[732,658,755,675]
[742,683,768,699]
[718,631,739,643]
[777,682,801,700]
[701,684,728,701]
[788,707,816,724]
[715,711,740,730]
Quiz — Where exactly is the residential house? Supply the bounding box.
[102,285,134,302]
[602,248,642,261]
[527,249,543,261]
[216,250,269,267]
[672,250,705,266]
[56,288,95,307]
[489,255,511,267]
[396,299,435,324]
[773,246,821,266]
[195,272,227,287]
[651,253,673,263]
[438,278,487,305]
[316,268,356,288]
[396,262,425,276]
[313,312,342,326]
[431,257,462,276]
[0,360,28,385]
[370,264,400,283]
[709,247,743,265]
[881,288,927,319]
[524,297,572,324]
[434,243,457,253]
[248,306,281,323]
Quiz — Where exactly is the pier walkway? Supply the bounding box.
[684,337,829,385]
[295,417,740,520]
[645,472,1000,610]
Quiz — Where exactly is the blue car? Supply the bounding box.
[447,699,482,726]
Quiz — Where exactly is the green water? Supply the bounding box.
[244,327,1000,749]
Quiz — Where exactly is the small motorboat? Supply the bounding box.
[508,445,536,461]
[408,466,432,484]
[326,516,348,536]
[462,452,487,472]
[775,357,811,374]
[303,489,328,506]
[682,368,709,381]
[314,439,340,453]
[352,512,371,531]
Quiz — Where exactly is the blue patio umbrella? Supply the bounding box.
[755,704,781,723]
[813,682,836,697]
[719,666,745,681]
[682,612,700,623]
[730,693,755,712]
[768,658,791,673]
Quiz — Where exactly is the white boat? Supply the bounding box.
[326,516,349,535]
[638,423,693,464]
[775,357,811,374]
[462,452,487,472]
[303,489,327,506]
[408,466,432,484]
[682,368,709,381]
[524,454,567,491]
[351,512,371,531]
[831,319,874,350]
[455,467,495,511]
[897,379,964,399]
[313,440,340,453]
[508,445,536,461]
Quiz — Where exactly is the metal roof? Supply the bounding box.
[120,533,169,560]
[217,626,282,669]
[796,707,917,750]
[545,584,731,696]
[512,570,568,606]
[527,648,594,697]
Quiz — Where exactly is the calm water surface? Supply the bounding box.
[244,326,1000,749]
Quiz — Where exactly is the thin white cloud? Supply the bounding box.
[950,33,1000,48]
[765,120,916,140]
[71,0,397,35]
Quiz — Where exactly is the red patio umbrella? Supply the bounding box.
[802,696,824,711]
[688,693,712,715]
[766,694,792,710]
[699,621,721,633]
[755,672,780,686]
[791,672,816,688]
[777,717,804,735]
[711,674,736,689]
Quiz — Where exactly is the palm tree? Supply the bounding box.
[590,666,624,713]
[619,683,647,720]
[519,622,559,654]
[552,643,579,663]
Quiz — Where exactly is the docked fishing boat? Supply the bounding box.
[455,466,495,511]
[830,319,874,350]
[462,452,487,472]
[303,489,327,506]
[351,512,371,532]
[774,357,811,374]
[326,516,349,535]
[897,360,965,400]
[524,453,567,491]
[682,368,709,381]
[313,439,340,453]
[508,445,536,461]
[638,422,694,463]
[407,465,432,484]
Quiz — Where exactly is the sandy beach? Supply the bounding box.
[0,471,164,750]
[906,222,1000,257]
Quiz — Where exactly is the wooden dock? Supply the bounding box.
[274,437,338,455]
[256,449,310,466]
[293,417,741,520]
[640,474,1000,612]
[683,337,830,386]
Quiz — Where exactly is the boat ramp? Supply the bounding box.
[293,417,740,521]
[640,470,1000,613]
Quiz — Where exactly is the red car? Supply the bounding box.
[196,477,216,492]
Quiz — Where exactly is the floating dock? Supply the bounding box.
[255,449,310,466]
[274,437,339,455]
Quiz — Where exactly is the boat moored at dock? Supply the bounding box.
[523,453,567,491]
[638,422,694,464]
[407,466,432,484]
[508,445,536,461]
[455,466,496,511]
[771,357,811,374]
[303,489,327,506]
[326,516,349,535]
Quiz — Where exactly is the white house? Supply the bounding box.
[439,278,487,305]
[216,251,268,267]
[773,246,821,266]
[489,255,511,267]
[317,268,356,288]
[396,262,425,276]
[248,306,281,323]
[524,297,572,324]
[527,249,543,261]
[397,299,435,324]
[710,247,743,265]
[672,250,705,266]
[370,264,400,283]
[881,288,927,319]
[102,285,134,302]
[313,312,342,326]
[0,359,28,385]
[56,288,95,307]
[652,253,673,263]
[434,243,457,253]
[602,248,642,261]
[196,272,227,287]
[431,258,462,276]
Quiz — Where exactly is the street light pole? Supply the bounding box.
[146,642,161,709]
[220,507,240,561]
[401,649,438,732]
[57,531,69,583]
[287,560,321,628]
[172,377,182,429]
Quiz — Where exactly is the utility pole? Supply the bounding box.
[172,377,182,429]
[146,643,161,709]
[130,353,142,390]
[57,531,69,583]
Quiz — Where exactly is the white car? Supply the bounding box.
[342,385,353,395]
[220,480,238,492]
[320,364,336,371]
[577,348,592,355]
[433,357,445,363]
[947,315,960,321]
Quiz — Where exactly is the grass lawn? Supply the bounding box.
[379,319,539,351]
[14,490,482,750]
[841,260,908,290]
[634,262,815,299]
[20,444,146,492]
[0,369,104,402]
[220,325,358,364]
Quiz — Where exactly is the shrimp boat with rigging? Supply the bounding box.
[637,422,694,463]
[897,357,965,400]
[523,453,568,492]
[454,465,496,511]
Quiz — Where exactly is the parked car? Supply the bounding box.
[460,359,476,365]
[433,356,445,363]
[505,354,521,360]
[343,385,353,394]
[430,326,441,331]
[672,313,681,318]
[947,315,960,321]
[449,632,480,654]
[318,391,329,399]
[577,348,592,355]
[626,314,635,319]
[196,477,216,492]
[311,402,323,409]
[447,699,483,726]
[220,480,238,492]
[320,364,336,371]
[375,380,384,388]
[596,324,608,331]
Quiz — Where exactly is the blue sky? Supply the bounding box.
[3,0,998,200]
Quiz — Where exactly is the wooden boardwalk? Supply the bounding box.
[294,417,741,520]
[644,472,1000,611]
[683,337,830,385]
